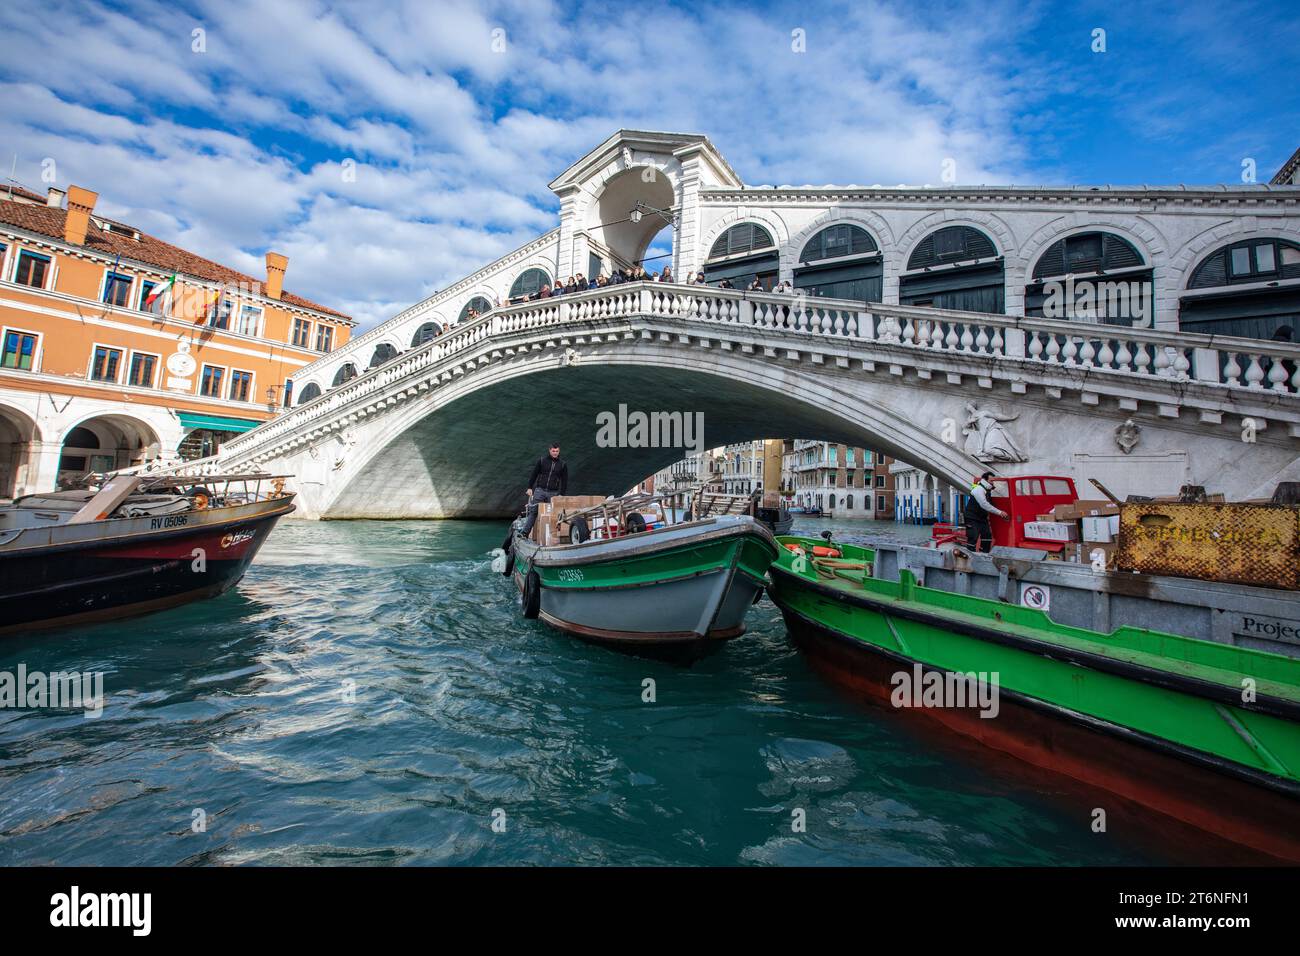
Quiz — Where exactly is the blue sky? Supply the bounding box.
[2,0,1297,329]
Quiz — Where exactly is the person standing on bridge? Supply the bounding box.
[522,443,570,538]
[964,472,1008,553]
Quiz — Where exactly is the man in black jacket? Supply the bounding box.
[521,443,568,538]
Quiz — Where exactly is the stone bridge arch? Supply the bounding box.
[217,284,1300,519]
[302,344,987,519]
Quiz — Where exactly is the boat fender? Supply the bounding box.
[569,516,590,544]
[521,568,541,619]
[501,548,516,577]
[783,543,805,554]
[812,546,841,558]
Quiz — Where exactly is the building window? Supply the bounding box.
[209,298,234,329]
[1255,243,1277,273]
[237,304,262,337]
[102,272,132,307]
[411,322,441,346]
[14,250,51,288]
[2,330,38,371]
[200,365,225,397]
[1190,238,1300,288]
[877,495,886,511]
[138,280,156,312]
[283,378,293,407]
[509,268,551,300]
[229,369,253,402]
[367,343,398,368]
[127,352,157,388]
[90,346,123,382]
[315,324,334,352]
[458,296,493,322]
[709,223,775,259]
[1229,246,1252,277]
[292,317,312,348]
[800,224,877,263]
[875,474,885,487]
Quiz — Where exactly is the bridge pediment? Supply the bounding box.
[548,129,743,195]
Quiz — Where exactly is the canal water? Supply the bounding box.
[0,517,1221,865]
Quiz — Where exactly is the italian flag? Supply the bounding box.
[144,274,176,314]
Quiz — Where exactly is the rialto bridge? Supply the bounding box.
[169,280,1300,519]
[179,130,1300,518]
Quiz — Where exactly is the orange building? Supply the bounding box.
[0,183,352,498]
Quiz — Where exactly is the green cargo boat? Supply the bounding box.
[510,514,777,661]
[766,534,1300,861]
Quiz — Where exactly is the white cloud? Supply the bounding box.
[0,0,1073,333]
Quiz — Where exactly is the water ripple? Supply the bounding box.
[0,518,1180,865]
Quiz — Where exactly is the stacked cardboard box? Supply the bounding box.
[1023,521,1078,542]
[1032,500,1120,566]
[533,495,609,545]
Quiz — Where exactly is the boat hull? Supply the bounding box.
[512,516,776,661]
[767,543,1300,862]
[0,497,294,636]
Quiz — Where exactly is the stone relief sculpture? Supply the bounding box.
[1114,418,1141,455]
[962,402,1027,463]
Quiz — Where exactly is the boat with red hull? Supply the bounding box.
[767,534,1300,863]
[0,473,294,636]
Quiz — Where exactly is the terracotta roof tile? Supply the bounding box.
[0,198,351,320]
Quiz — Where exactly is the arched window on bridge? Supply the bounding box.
[1025,231,1150,325]
[1180,237,1300,340]
[367,343,398,369]
[509,268,551,301]
[411,322,442,347]
[331,363,358,387]
[794,224,882,302]
[296,382,321,405]
[900,225,1004,313]
[703,223,778,291]
[458,296,493,322]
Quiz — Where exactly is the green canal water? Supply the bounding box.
[0,517,1213,865]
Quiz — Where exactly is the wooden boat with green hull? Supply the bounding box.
[510,515,777,661]
[766,534,1300,861]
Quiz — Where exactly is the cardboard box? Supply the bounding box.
[1051,500,1119,521]
[1024,520,1079,542]
[1081,541,1117,569]
[1081,514,1121,543]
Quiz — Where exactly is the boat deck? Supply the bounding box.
[775,537,1300,708]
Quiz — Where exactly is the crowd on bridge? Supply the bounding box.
[507,266,798,305]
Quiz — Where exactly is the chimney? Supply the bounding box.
[63,186,98,246]
[265,251,287,300]
[46,187,66,208]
